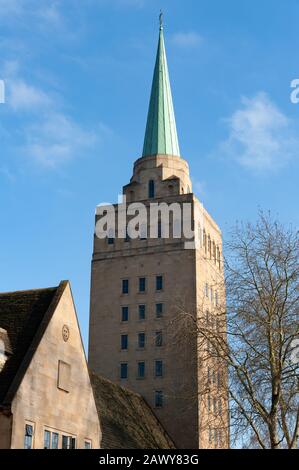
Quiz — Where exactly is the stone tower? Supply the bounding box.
[89,19,229,449]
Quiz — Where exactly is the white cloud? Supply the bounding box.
[1,60,53,111]
[171,32,203,48]
[220,92,298,171]
[9,79,53,111]
[1,60,104,169]
[23,112,97,168]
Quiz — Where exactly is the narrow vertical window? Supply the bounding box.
[44,430,51,449]
[155,390,163,407]
[52,433,59,449]
[138,332,145,348]
[62,435,69,449]
[84,441,92,449]
[156,275,163,291]
[203,230,207,253]
[121,334,128,350]
[122,279,129,294]
[155,331,163,347]
[24,424,33,449]
[139,277,146,292]
[156,303,163,318]
[148,179,155,198]
[138,304,146,320]
[155,360,163,377]
[121,306,129,322]
[138,361,145,378]
[120,363,128,379]
[158,220,162,238]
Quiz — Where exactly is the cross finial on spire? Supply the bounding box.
[159,10,163,30]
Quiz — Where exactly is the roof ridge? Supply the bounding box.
[0,283,66,297]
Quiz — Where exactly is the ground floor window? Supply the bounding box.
[62,435,76,449]
[44,430,51,449]
[24,423,34,449]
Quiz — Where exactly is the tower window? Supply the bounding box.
[156,303,163,318]
[122,279,129,294]
[121,334,128,350]
[155,390,163,407]
[120,363,128,379]
[155,331,163,347]
[138,361,145,378]
[155,360,163,377]
[158,221,162,238]
[121,306,129,322]
[156,275,163,291]
[138,332,145,349]
[203,230,207,253]
[138,304,146,320]
[148,179,155,198]
[139,277,146,292]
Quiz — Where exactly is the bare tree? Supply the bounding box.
[171,212,299,449]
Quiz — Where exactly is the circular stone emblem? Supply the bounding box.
[62,325,70,342]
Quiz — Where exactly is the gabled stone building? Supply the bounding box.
[0,281,100,449]
[89,20,229,449]
[0,280,175,449]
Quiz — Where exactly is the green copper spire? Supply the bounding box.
[142,15,181,158]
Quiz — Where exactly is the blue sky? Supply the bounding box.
[1,0,299,350]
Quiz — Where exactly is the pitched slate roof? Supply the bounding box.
[0,281,68,406]
[90,372,175,449]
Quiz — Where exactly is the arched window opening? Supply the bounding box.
[148,180,155,198]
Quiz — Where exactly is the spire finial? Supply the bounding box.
[159,10,163,30]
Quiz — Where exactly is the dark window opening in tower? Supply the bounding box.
[148,179,155,198]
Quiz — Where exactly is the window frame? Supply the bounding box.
[121,306,129,322]
[155,390,163,408]
[138,332,146,349]
[122,279,129,295]
[156,275,163,291]
[120,362,128,379]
